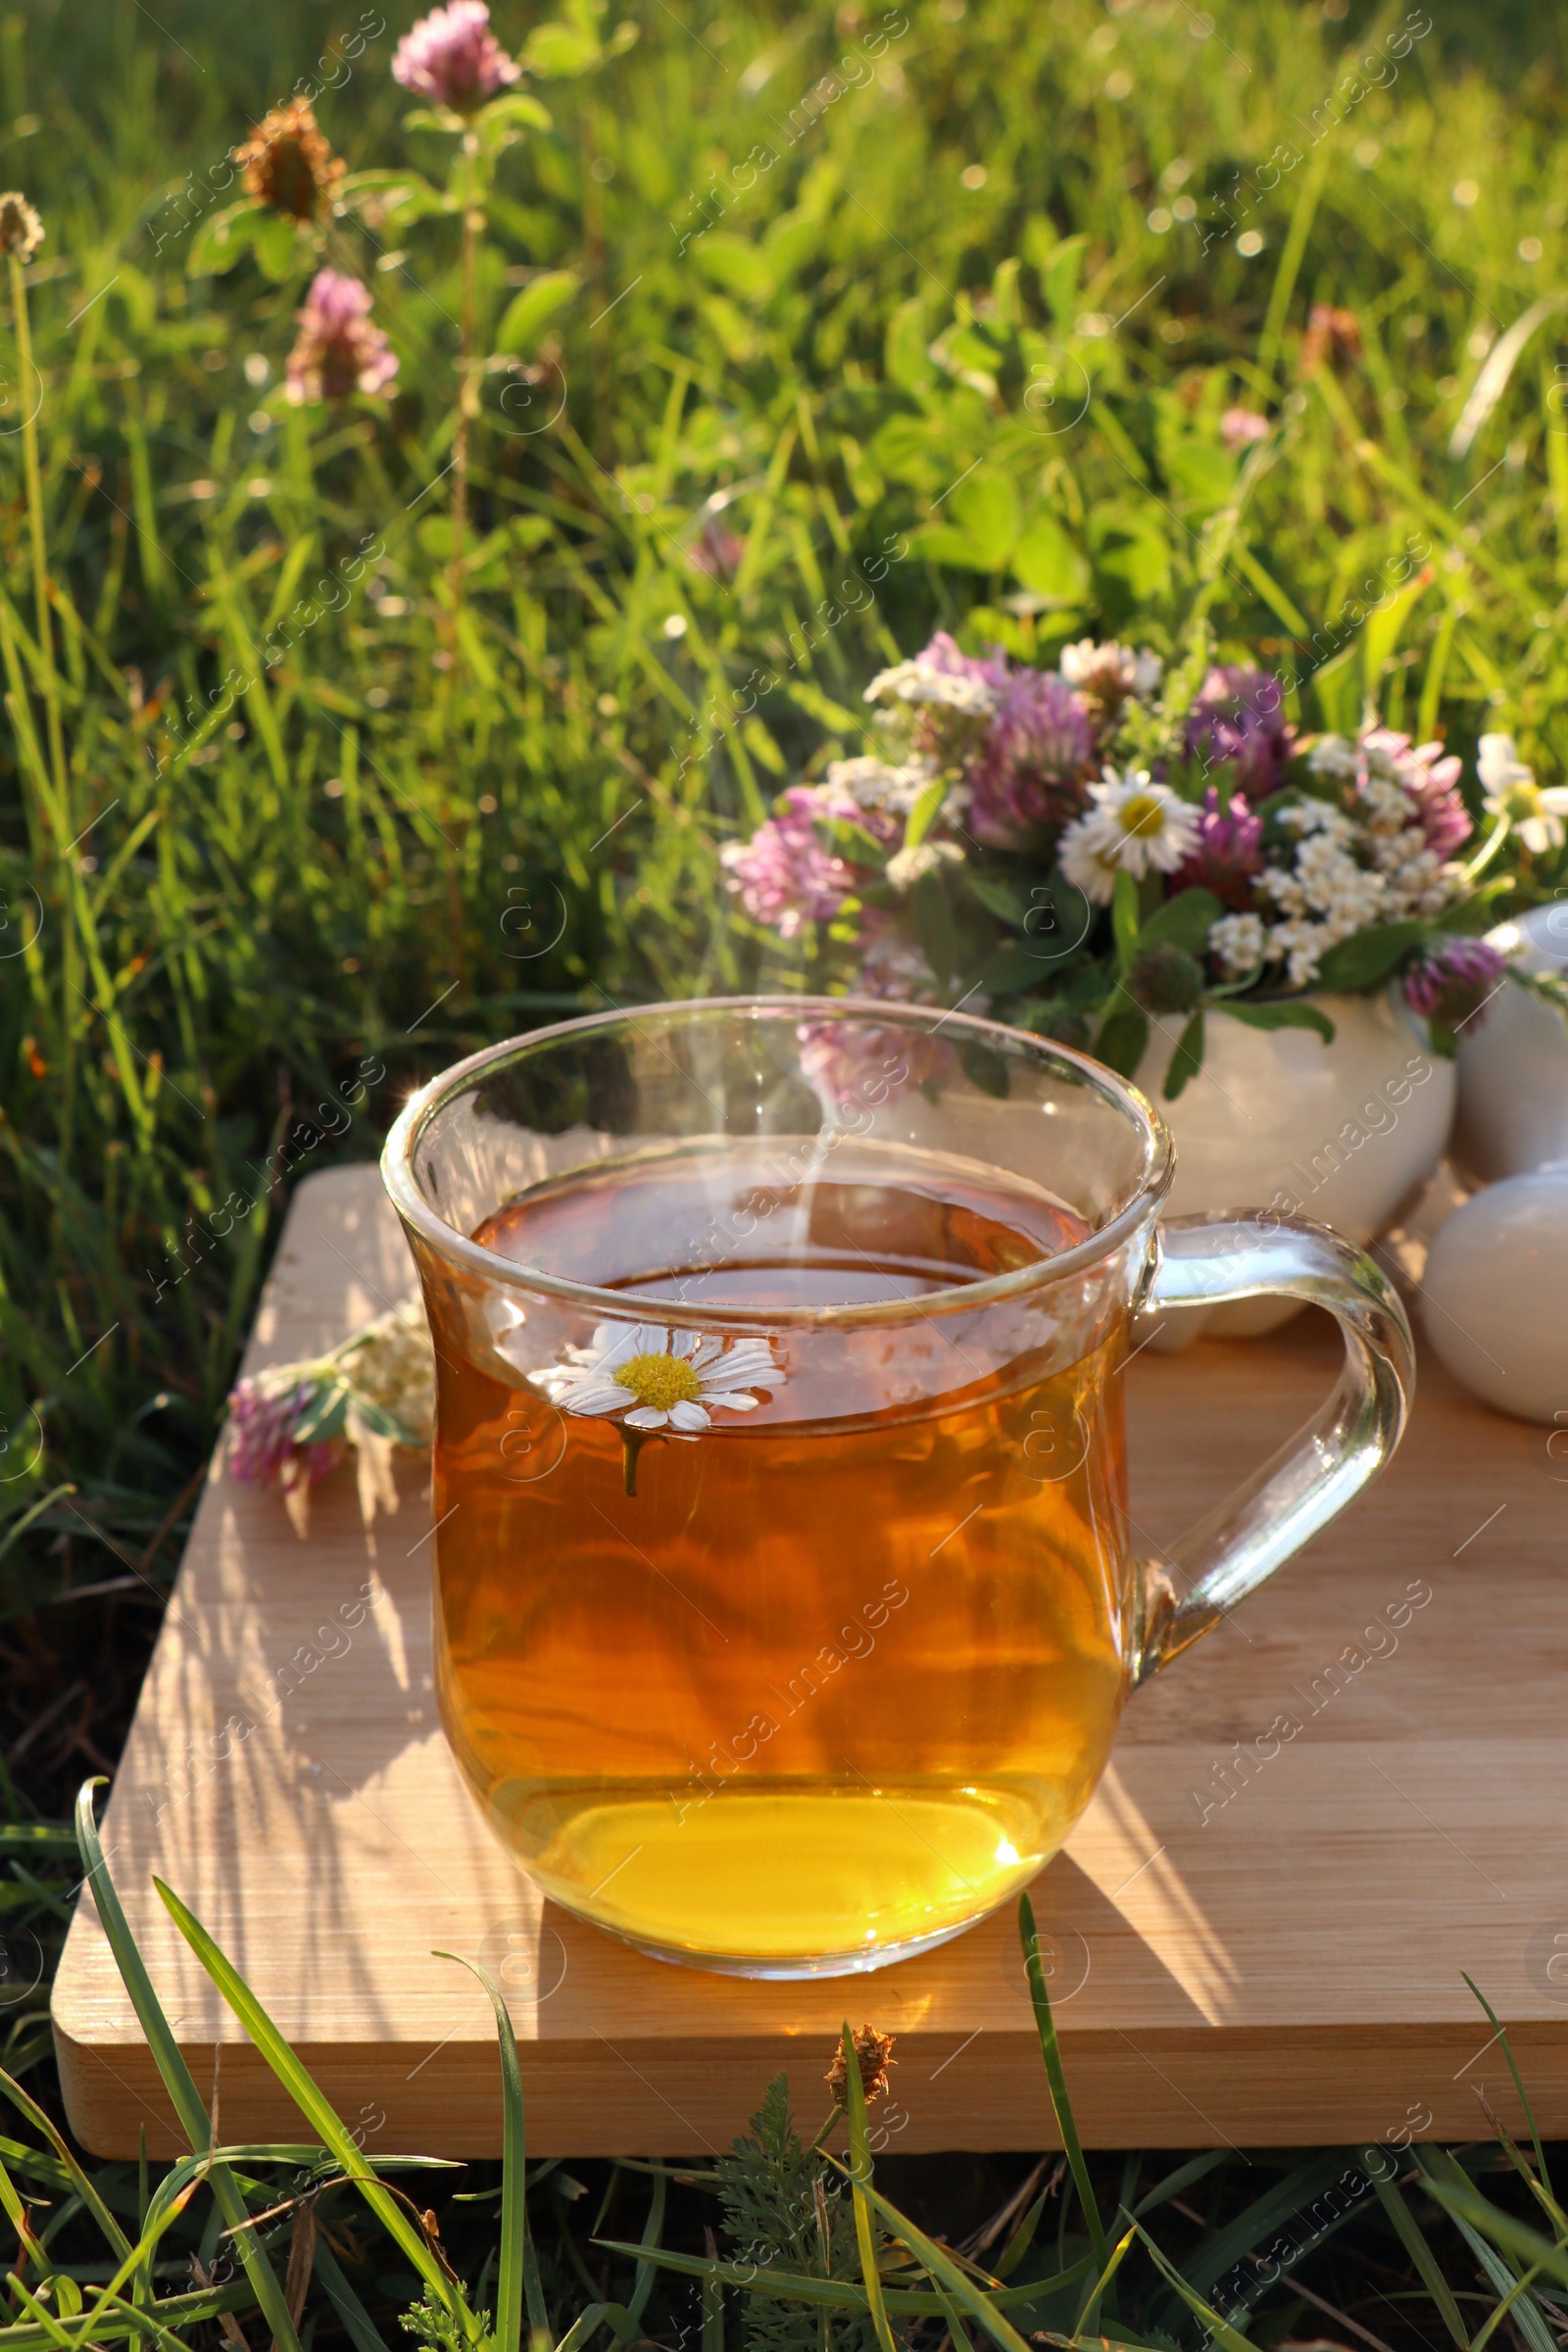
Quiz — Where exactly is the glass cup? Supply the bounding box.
[381,997,1413,1979]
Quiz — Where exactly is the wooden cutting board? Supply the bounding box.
[52,1163,1568,2157]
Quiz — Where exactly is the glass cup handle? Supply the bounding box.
[1129,1212,1416,1687]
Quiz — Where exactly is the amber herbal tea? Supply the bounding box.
[429,1136,1132,1972]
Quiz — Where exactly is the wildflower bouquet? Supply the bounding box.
[721,633,1549,1098]
[226,1296,433,1535]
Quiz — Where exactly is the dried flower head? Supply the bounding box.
[392,1,521,111]
[826,2025,897,2109]
[232,99,345,222]
[1298,304,1362,375]
[285,269,400,405]
[0,192,43,262]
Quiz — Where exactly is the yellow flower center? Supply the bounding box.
[1117,792,1165,839]
[613,1351,703,1411]
[1502,779,1544,821]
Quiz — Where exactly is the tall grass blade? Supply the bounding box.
[151,1874,462,2330]
[1132,2223,1268,2352]
[596,2239,1089,2317]
[1461,1974,1555,2204]
[1471,2264,1545,2352]
[1365,2161,1468,2348]
[311,2231,393,2352]
[0,2063,131,2260]
[823,2160,1037,2352]
[436,1953,539,2352]
[72,1783,303,2352]
[838,2024,897,2352]
[627,2163,666,2327]
[1016,1892,1106,2287]
[1419,2159,1558,2352]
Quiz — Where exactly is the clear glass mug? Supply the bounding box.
[381,998,1413,1979]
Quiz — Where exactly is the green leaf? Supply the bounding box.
[186,201,266,277]
[1139,887,1222,957]
[347,1395,419,1445]
[337,170,452,225]
[1310,639,1361,736]
[1311,919,1427,993]
[496,270,581,355]
[1089,505,1170,600]
[1022,226,1088,328]
[252,211,306,283]
[886,298,935,394]
[153,1876,465,2328]
[523,22,605,76]
[959,1037,1011,1098]
[291,1384,348,1445]
[946,471,1020,569]
[1163,1008,1205,1100]
[903,770,950,851]
[474,89,554,133]
[689,233,773,301]
[1111,870,1140,969]
[1095,1002,1150,1079]
[912,867,957,981]
[72,1786,305,2352]
[1010,514,1091,604]
[963,871,1045,926]
[1362,564,1435,698]
[1163,436,1237,514]
[1217,1000,1336,1043]
[978,941,1055,996]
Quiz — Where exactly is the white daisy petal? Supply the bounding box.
[563,1383,628,1416]
[535,1328,784,1443]
[705,1358,777,1389]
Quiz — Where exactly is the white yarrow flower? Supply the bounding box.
[826,754,939,815]
[885,838,964,892]
[1478,732,1568,855]
[1208,911,1267,977]
[1058,639,1162,698]
[520,1322,779,1437]
[863,660,997,717]
[1306,733,1360,780]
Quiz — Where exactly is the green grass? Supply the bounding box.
[2,1792,1562,2352]
[2,0,1568,2339]
[6,0,1568,1651]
